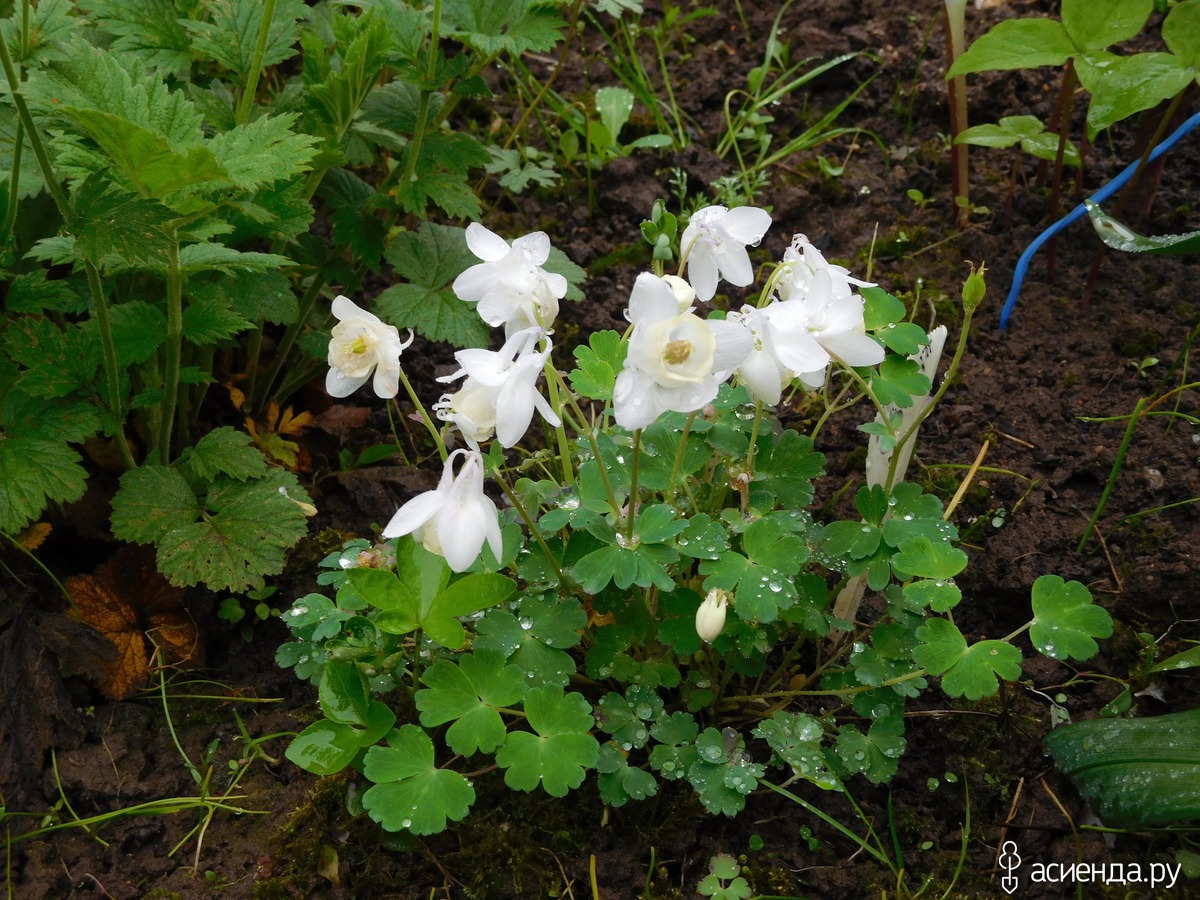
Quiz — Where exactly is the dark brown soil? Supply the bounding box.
[5,1,1199,897]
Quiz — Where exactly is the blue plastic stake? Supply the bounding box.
[1000,108,1200,330]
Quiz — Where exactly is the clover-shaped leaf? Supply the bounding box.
[687,727,765,816]
[1030,575,1113,661]
[569,329,626,401]
[890,537,968,582]
[914,618,1023,700]
[596,743,658,807]
[362,725,475,835]
[700,518,806,624]
[834,715,906,784]
[415,651,527,756]
[751,430,825,509]
[495,686,599,797]
[475,593,586,688]
[882,483,957,548]
[753,712,839,790]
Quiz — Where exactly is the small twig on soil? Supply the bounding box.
[995,775,1025,864]
[991,428,1035,450]
[944,439,989,520]
[1088,519,1124,593]
[1041,777,1084,869]
[543,849,577,899]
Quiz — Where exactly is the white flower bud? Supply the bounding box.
[695,588,730,643]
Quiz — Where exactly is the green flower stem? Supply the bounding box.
[745,400,765,475]
[396,366,446,462]
[0,118,22,244]
[0,29,72,223]
[542,358,575,486]
[249,269,327,414]
[721,669,926,703]
[157,236,185,463]
[665,410,697,499]
[625,428,642,544]
[83,261,136,470]
[548,366,623,519]
[234,0,278,125]
[491,467,565,585]
[884,304,975,490]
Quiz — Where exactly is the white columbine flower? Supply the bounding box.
[435,328,561,448]
[326,295,414,398]
[728,302,828,406]
[775,233,875,304]
[613,273,752,430]
[695,588,730,643]
[452,223,568,335]
[680,205,772,302]
[382,449,503,572]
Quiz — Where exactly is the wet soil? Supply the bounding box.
[5,0,1199,897]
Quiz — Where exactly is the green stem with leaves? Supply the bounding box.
[234,0,278,125]
[157,235,185,463]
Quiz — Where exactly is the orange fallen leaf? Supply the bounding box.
[17,522,51,551]
[67,545,204,700]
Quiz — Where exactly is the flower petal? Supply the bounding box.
[686,249,719,302]
[822,330,885,367]
[381,491,443,539]
[326,366,369,398]
[465,222,512,261]
[720,206,772,244]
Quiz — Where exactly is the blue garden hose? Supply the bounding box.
[1000,108,1200,330]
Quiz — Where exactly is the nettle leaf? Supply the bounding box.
[1,0,78,64]
[688,727,765,816]
[475,593,586,688]
[834,716,905,784]
[3,271,83,315]
[323,168,387,272]
[415,651,527,756]
[442,0,567,57]
[177,244,293,274]
[110,465,201,544]
[495,686,599,797]
[184,427,269,482]
[190,270,298,327]
[362,725,476,835]
[113,466,310,592]
[2,389,101,445]
[378,223,488,347]
[72,175,175,266]
[108,302,167,366]
[751,430,825,509]
[753,712,839,790]
[0,438,88,534]
[946,18,1074,77]
[184,0,307,82]
[1029,575,1113,661]
[77,0,192,75]
[7,318,101,400]
[181,294,254,346]
[570,330,626,401]
[914,618,1023,701]
[207,114,319,191]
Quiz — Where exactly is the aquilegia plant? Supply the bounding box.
[279,201,1112,836]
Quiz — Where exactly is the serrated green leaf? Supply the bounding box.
[3,272,83,315]
[184,0,307,82]
[1030,574,1112,661]
[914,618,1023,701]
[752,430,825,509]
[569,330,626,401]
[78,0,192,75]
[108,302,167,366]
[2,390,101,445]
[362,725,475,834]
[186,427,269,482]
[947,19,1074,77]
[72,176,175,266]
[110,464,200,544]
[177,244,292,274]
[153,471,311,591]
[443,0,567,56]
[7,318,101,400]
[180,294,254,346]
[495,686,599,796]
[207,114,318,191]
[416,651,526,756]
[0,437,88,534]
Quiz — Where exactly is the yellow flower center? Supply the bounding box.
[663,339,693,366]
